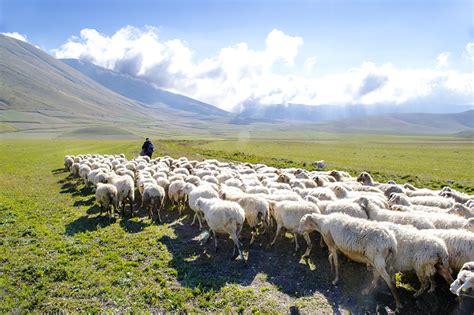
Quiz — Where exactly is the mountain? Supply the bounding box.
[0,34,232,137]
[312,110,474,135]
[61,58,229,117]
[237,103,474,123]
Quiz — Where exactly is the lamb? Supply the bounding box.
[389,193,454,209]
[298,213,401,310]
[95,183,118,217]
[141,183,166,222]
[184,183,219,228]
[379,222,453,297]
[107,173,135,216]
[270,200,320,256]
[357,197,436,229]
[422,229,474,272]
[168,180,187,214]
[195,198,246,263]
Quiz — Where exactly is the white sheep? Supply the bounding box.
[64,156,74,171]
[95,183,118,217]
[357,197,435,230]
[168,180,187,214]
[195,198,246,263]
[464,218,474,232]
[79,164,91,186]
[270,200,320,255]
[389,193,454,209]
[298,213,401,311]
[449,203,474,219]
[380,222,453,297]
[324,200,368,219]
[450,270,474,296]
[107,173,135,217]
[184,183,219,228]
[141,183,166,222]
[423,229,474,272]
[234,195,270,245]
[440,190,474,205]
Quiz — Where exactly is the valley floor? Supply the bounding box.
[0,138,473,313]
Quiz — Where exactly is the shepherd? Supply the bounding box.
[141,137,154,158]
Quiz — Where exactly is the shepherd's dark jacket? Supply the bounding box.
[142,140,154,155]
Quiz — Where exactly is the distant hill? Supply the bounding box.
[313,110,474,135]
[237,103,474,123]
[0,34,154,123]
[61,59,229,117]
[0,34,231,137]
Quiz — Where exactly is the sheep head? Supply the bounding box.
[298,214,321,234]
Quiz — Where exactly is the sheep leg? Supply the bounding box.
[129,198,134,217]
[362,270,380,295]
[197,212,203,229]
[319,237,325,248]
[192,212,197,225]
[250,228,256,246]
[294,233,299,251]
[436,265,454,286]
[302,232,312,257]
[270,225,282,247]
[414,275,430,297]
[230,232,246,264]
[374,257,402,311]
[330,247,339,285]
[328,253,334,273]
[213,231,218,252]
[100,204,103,216]
[156,207,162,223]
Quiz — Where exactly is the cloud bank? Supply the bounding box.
[53,26,473,111]
[1,32,28,42]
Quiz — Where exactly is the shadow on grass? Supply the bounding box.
[52,168,67,175]
[75,196,95,207]
[65,213,116,235]
[159,208,460,315]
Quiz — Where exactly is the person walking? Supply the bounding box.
[141,137,154,158]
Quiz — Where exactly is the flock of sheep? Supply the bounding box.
[63,153,474,311]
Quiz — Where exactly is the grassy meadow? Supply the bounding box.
[0,137,473,313]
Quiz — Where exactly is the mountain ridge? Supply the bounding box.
[61,58,229,117]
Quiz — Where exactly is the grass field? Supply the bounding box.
[1,138,473,313]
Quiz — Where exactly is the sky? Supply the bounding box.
[1,0,473,111]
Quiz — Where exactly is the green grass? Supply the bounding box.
[0,138,472,313]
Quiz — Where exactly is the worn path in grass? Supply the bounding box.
[0,139,472,313]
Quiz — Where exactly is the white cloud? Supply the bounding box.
[464,42,474,61]
[436,52,450,68]
[53,26,474,111]
[1,32,28,42]
[304,56,317,72]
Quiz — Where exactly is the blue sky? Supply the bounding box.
[1,0,473,110]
